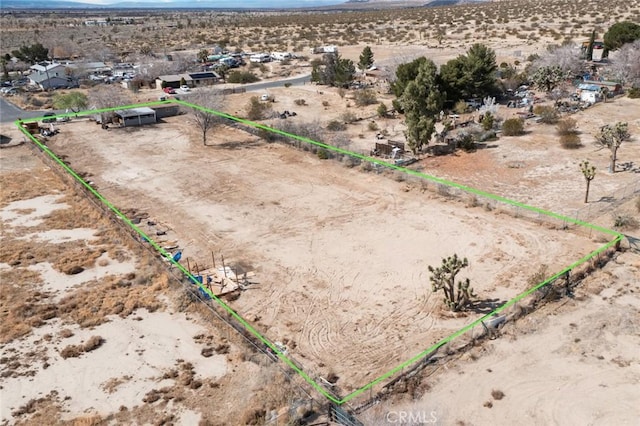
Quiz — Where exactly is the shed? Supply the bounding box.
[150,104,180,119]
[114,107,157,127]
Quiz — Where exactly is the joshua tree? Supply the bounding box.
[580,160,596,203]
[595,122,630,173]
[428,254,476,312]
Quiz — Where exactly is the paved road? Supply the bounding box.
[0,97,61,123]
[0,73,312,123]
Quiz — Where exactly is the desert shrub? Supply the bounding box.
[478,130,497,142]
[559,133,582,149]
[556,118,577,135]
[83,336,104,352]
[294,98,307,106]
[326,120,346,131]
[502,117,524,136]
[337,87,346,99]
[502,118,524,136]
[454,99,469,114]
[628,87,640,98]
[227,71,260,84]
[341,111,357,123]
[60,345,83,359]
[527,264,549,287]
[322,100,329,107]
[613,214,639,230]
[354,89,377,106]
[491,389,505,400]
[457,134,476,152]
[376,102,388,117]
[283,82,292,88]
[246,96,272,120]
[533,105,559,124]
[481,112,495,131]
[368,121,378,131]
[317,148,329,159]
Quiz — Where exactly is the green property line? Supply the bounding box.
[15,101,623,406]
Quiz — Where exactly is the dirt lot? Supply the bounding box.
[0,133,317,425]
[39,115,611,394]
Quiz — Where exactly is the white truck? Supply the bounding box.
[310,45,338,55]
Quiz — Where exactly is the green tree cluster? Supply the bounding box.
[604,21,640,51]
[391,44,498,153]
[311,53,355,88]
[440,43,498,101]
[11,43,49,64]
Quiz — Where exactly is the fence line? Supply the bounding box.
[15,102,625,418]
[23,135,328,422]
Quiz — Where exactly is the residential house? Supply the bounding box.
[28,62,78,90]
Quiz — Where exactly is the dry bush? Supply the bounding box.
[560,133,582,149]
[556,118,577,135]
[491,389,505,400]
[83,335,105,352]
[502,118,525,136]
[60,344,84,359]
[354,89,377,106]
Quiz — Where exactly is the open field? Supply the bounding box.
[0,132,318,425]
[2,0,640,422]
[363,246,640,425]
[40,115,608,394]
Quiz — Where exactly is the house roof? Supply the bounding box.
[115,107,156,118]
[30,62,65,73]
[68,61,111,71]
[189,72,219,80]
[578,84,601,91]
[158,74,193,83]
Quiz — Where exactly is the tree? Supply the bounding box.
[463,43,498,99]
[358,46,374,72]
[481,112,494,131]
[440,44,498,103]
[88,86,132,126]
[399,59,445,154]
[529,44,584,76]
[311,53,355,88]
[189,90,226,146]
[376,102,388,118]
[1,53,10,81]
[246,96,272,120]
[197,49,209,63]
[606,40,640,86]
[53,92,88,113]
[391,56,429,98]
[595,122,630,173]
[428,254,476,312]
[586,30,596,61]
[580,160,596,203]
[531,65,568,92]
[11,43,49,64]
[604,21,640,51]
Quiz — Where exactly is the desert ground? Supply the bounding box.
[37,115,607,393]
[0,125,319,425]
[1,0,640,423]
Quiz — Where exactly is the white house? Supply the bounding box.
[28,62,78,89]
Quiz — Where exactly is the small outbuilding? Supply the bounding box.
[114,107,157,127]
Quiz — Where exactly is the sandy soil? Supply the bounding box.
[40,117,609,393]
[0,139,316,425]
[363,249,640,425]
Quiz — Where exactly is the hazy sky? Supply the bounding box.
[59,0,346,6]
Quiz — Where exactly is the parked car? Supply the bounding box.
[180,85,190,91]
[163,87,176,94]
[42,113,57,123]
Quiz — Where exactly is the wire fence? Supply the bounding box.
[16,102,627,423]
[23,133,329,424]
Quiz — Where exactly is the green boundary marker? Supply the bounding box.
[15,100,623,405]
